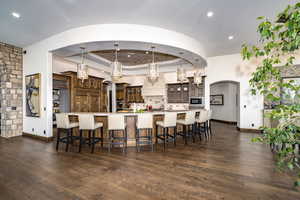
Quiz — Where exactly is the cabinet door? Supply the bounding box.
[90,95,100,112]
[74,95,89,112]
[182,83,189,103]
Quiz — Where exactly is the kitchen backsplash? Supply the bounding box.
[130,96,189,110]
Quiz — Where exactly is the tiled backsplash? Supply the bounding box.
[130,95,189,111]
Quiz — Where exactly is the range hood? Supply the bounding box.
[142,75,166,96]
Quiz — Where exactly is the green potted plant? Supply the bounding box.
[242,2,300,186]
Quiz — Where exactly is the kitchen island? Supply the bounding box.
[66,109,203,147]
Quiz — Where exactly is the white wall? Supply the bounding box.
[205,54,264,129]
[210,82,238,122]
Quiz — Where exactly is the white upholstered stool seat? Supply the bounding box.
[176,111,196,144]
[95,122,103,129]
[78,114,104,153]
[68,122,79,129]
[155,112,177,151]
[176,119,191,125]
[55,113,79,152]
[108,114,127,153]
[136,113,154,152]
[195,109,210,139]
[155,121,165,127]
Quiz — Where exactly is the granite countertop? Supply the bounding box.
[66,108,204,116]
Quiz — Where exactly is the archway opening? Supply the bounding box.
[209,81,240,127]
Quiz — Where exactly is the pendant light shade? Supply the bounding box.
[147,46,159,84]
[193,59,207,86]
[177,63,187,83]
[193,69,203,86]
[111,44,123,82]
[77,47,88,81]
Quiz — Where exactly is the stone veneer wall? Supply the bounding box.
[0,42,23,138]
[264,65,300,108]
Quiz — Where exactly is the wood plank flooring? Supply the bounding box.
[0,122,300,200]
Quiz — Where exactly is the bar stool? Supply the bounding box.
[56,113,79,152]
[78,114,104,153]
[207,110,213,136]
[195,110,209,140]
[176,111,196,145]
[136,113,154,152]
[108,114,127,153]
[156,112,177,151]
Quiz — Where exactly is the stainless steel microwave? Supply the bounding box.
[189,97,204,105]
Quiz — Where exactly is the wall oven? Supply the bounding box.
[189,97,204,106]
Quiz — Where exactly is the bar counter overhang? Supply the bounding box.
[65,109,202,147]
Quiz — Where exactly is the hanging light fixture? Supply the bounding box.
[147,46,159,84]
[77,47,88,82]
[177,62,187,83]
[193,59,206,86]
[111,43,123,82]
[194,69,203,86]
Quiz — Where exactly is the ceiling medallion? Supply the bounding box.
[111,43,123,82]
[147,46,159,84]
[77,47,88,82]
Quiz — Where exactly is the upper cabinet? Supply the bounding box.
[167,77,206,103]
[126,86,144,103]
[167,83,189,103]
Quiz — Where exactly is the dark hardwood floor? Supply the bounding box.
[0,122,300,200]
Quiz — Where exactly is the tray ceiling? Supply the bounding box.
[92,50,178,66]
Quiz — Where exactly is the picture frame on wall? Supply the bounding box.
[210,94,224,105]
[281,76,300,105]
[25,73,41,117]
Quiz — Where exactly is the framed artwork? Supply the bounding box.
[26,73,41,117]
[210,94,224,105]
[281,76,300,105]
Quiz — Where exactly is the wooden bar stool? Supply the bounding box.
[207,110,213,137]
[108,114,127,153]
[136,113,154,152]
[195,110,209,140]
[155,112,177,151]
[56,113,79,152]
[78,114,104,153]
[176,111,196,145]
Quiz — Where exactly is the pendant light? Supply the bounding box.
[77,47,88,82]
[177,54,187,83]
[147,46,159,84]
[194,69,203,86]
[111,43,123,82]
[193,59,205,86]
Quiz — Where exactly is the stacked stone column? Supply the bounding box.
[0,42,23,138]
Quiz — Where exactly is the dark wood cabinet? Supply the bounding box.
[167,83,189,103]
[62,71,104,112]
[126,86,144,103]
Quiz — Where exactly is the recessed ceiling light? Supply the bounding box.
[228,35,234,40]
[127,54,131,58]
[207,11,214,18]
[12,12,20,18]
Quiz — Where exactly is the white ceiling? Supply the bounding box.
[1,0,288,57]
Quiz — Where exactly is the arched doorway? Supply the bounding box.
[209,81,240,127]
